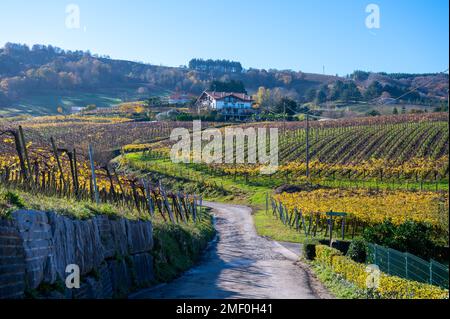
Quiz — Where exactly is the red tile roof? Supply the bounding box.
[204,91,253,102]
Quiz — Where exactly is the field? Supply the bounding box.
[0,86,163,116]
[107,113,449,248]
[316,102,436,118]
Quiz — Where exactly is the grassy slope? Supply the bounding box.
[0,184,143,220]
[0,87,160,116]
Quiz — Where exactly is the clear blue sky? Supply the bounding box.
[0,0,448,75]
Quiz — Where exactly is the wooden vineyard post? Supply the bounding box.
[88,144,100,204]
[73,148,80,198]
[181,193,190,222]
[176,192,187,223]
[142,179,155,218]
[50,137,67,190]
[112,167,125,201]
[66,150,77,197]
[271,199,277,217]
[10,130,28,183]
[130,180,141,214]
[159,183,175,223]
[153,190,167,222]
[329,215,333,246]
[104,165,116,198]
[299,210,307,236]
[265,193,269,215]
[18,125,33,184]
[326,211,347,246]
[307,214,313,237]
[192,194,198,223]
[294,209,300,232]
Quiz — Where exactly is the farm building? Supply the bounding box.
[168,92,196,104]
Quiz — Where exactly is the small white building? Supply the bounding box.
[168,92,195,104]
[70,106,85,114]
[196,91,254,120]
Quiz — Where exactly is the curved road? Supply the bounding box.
[131,202,327,299]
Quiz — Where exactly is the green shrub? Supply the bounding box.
[4,191,25,208]
[332,240,352,254]
[303,239,319,260]
[330,255,449,299]
[346,238,368,263]
[314,244,449,299]
[362,220,437,260]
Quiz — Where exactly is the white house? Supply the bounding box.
[196,91,254,120]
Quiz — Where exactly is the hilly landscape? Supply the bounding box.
[0,0,449,302]
[0,42,448,116]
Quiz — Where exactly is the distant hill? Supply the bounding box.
[0,43,448,115]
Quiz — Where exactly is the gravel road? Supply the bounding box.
[130,201,329,299]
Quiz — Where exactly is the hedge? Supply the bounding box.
[315,245,449,299]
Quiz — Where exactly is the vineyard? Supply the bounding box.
[0,121,209,224]
[131,114,449,193]
[270,189,448,239]
[1,112,449,227]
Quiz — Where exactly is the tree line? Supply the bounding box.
[188,58,243,73]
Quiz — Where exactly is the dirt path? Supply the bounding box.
[130,202,328,299]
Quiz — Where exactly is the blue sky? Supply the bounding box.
[0,0,448,75]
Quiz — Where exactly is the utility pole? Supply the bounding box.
[305,113,310,179]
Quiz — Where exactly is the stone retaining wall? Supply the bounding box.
[0,210,154,299]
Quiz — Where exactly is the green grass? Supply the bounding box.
[0,184,149,220]
[0,87,156,116]
[152,209,215,282]
[318,102,434,116]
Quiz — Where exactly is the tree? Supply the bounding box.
[306,88,317,102]
[392,107,398,115]
[188,58,243,73]
[330,80,344,100]
[315,90,327,104]
[401,105,406,114]
[351,70,370,81]
[209,80,247,93]
[85,104,97,111]
[364,81,383,100]
[272,97,298,115]
[366,110,381,116]
[146,96,164,107]
[341,82,362,102]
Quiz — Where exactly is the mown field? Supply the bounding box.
[0,87,158,116]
